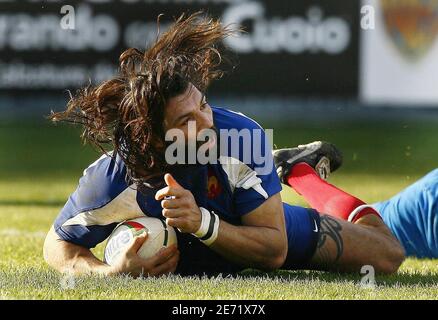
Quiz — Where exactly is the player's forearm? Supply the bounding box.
[210,220,286,270]
[43,226,112,276]
[55,245,111,276]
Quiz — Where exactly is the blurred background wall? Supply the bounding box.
[1,0,438,121]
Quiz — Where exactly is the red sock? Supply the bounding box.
[286,163,381,223]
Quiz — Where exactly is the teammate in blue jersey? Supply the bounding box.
[274,145,438,259]
[44,13,404,277]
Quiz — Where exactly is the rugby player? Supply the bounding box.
[43,13,404,277]
[275,144,438,259]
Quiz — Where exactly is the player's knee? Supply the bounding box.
[392,244,406,271]
[376,243,405,274]
[376,259,401,275]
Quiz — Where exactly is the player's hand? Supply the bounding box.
[155,173,202,234]
[108,232,179,278]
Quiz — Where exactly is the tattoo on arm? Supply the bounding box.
[317,215,344,263]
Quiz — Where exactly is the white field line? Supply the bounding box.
[0,229,46,238]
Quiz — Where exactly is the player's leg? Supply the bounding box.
[274,142,378,222]
[309,213,404,273]
[273,141,343,182]
[281,203,404,274]
[288,162,381,223]
[373,169,438,258]
[275,142,404,273]
[285,164,404,273]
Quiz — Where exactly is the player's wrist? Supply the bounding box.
[87,262,118,277]
[192,207,220,246]
[97,263,117,277]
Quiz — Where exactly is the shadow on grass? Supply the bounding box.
[237,269,438,287]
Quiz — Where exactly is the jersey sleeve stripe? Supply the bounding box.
[61,184,144,227]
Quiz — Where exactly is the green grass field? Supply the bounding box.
[1,119,438,300]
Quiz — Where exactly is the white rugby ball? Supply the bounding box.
[104,216,177,266]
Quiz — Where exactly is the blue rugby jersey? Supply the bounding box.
[54,106,282,255]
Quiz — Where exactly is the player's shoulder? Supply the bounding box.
[212,106,264,131]
[53,152,140,248]
[75,152,130,209]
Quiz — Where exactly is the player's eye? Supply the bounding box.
[200,96,208,110]
[201,100,210,111]
[181,117,194,126]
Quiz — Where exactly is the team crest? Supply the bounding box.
[381,0,438,61]
[207,168,222,199]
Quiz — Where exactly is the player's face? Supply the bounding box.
[164,84,215,146]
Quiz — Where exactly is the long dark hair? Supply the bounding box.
[49,12,235,187]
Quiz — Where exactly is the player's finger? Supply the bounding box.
[126,231,148,254]
[165,217,188,230]
[149,244,178,267]
[168,253,179,274]
[155,186,185,201]
[164,173,183,188]
[162,208,185,218]
[161,198,185,209]
[149,250,180,276]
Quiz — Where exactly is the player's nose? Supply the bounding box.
[196,112,214,131]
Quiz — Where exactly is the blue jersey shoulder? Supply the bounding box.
[53,153,135,248]
[210,106,281,216]
[66,153,129,214]
[212,106,264,132]
[212,106,272,170]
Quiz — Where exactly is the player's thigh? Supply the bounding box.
[309,214,403,273]
[281,204,320,270]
